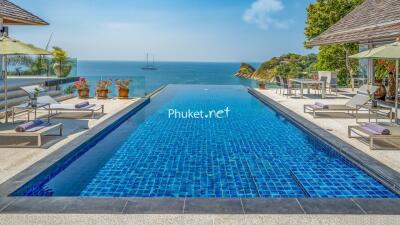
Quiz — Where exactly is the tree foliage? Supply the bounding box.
[305,0,365,85]
[52,47,68,64]
[252,53,317,80]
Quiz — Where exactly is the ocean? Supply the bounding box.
[76,61,258,97]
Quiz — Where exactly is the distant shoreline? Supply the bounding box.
[77,59,262,64]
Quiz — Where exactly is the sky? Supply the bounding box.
[9,0,316,62]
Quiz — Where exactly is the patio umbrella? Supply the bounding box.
[350,39,400,124]
[1,35,51,123]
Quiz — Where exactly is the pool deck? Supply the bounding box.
[0,214,400,225]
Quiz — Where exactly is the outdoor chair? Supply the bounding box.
[303,85,378,118]
[37,96,104,119]
[20,85,46,99]
[281,77,299,98]
[0,121,63,148]
[275,76,282,94]
[18,85,104,119]
[328,77,338,95]
[348,123,400,150]
[310,76,327,94]
[357,84,377,95]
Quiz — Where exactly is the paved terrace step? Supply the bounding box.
[0,89,29,101]
[0,81,47,93]
[0,92,75,120]
[0,90,62,110]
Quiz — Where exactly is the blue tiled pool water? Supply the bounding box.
[13,85,398,198]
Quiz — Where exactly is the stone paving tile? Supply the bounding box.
[298,198,365,214]
[0,197,71,214]
[63,198,127,214]
[184,199,243,214]
[241,198,304,214]
[123,198,184,214]
[353,199,400,215]
[0,198,14,212]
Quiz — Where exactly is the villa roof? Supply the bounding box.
[0,0,48,25]
[307,0,400,47]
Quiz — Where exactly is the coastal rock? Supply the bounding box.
[235,63,256,78]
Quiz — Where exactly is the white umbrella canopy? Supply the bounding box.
[350,39,400,124]
[1,35,51,123]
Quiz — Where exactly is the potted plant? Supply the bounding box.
[384,62,396,100]
[96,80,112,99]
[74,77,90,99]
[52,47,72,77]
[30,87,41,107]
[367,87,378,107]
[116,79,132,98]
[374,60,387,101]
[258,79,266,89]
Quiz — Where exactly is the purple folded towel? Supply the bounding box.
[310,104,323,109]
[75,101,90,108]
[362,123,390,135]
[15,120,45,132]
[315,102,327,108]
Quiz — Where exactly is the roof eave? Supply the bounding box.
[2,16,49,25]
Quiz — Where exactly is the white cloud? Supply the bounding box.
[243,0,289,30]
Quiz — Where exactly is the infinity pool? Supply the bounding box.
[13,85,398,198]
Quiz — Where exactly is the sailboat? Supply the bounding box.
[141,53,158,70]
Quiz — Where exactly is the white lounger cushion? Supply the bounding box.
[37,96,60,104]
[357,85,378,95]
[345,94,370,108]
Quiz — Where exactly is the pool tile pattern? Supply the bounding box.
[15,85,398,198]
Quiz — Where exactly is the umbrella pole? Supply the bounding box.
[396,59,399,125]
[3,56,8,123]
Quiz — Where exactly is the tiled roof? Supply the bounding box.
[307,0,400,46]
[0,0,48,25]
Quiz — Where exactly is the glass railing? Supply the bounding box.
[4,56,78,78]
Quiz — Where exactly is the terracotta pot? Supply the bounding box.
[374,80,386,101]
[258,81,266,89]
[78,89,89,99]
[388,74,396,99]
[118,88,129,98]
[96,89,109,99]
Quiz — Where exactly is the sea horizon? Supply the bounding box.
[78,59,263,64]
[76,60,259,97]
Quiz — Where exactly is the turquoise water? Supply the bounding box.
[77,61,258,97]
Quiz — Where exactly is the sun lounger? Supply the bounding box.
[37,96,104,119]
[19,86,104,119]
[348,123,400,150]
[20,85,46,99]
[0,121,63,147]
[304,94,370,117]
[303,85,378,118]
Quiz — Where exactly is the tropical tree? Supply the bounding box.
[251,53,317,80]
[305,0,365,85]
[52,46,72,77]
